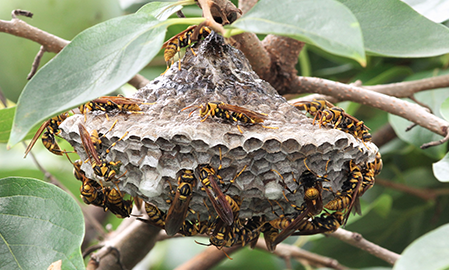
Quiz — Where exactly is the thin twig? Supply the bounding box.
[363,74,449,98]
[27,45,46,80]
[421,126,449,149]
[254,238,347,270]
[330,228,401,265]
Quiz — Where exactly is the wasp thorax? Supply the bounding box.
[59,31,380,247]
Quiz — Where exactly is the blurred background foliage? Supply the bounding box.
[1,0,449,269]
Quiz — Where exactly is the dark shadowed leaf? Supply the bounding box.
[393,224,449,270]
[340,0,449,57]
[231,0,366,65]
[0,177,84,270]
[9,2,180,147]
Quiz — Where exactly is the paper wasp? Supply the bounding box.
[273,159,329,216]
[324,160,364,226]
[293,211,344,235]
[24,112,70,157]
[181,101,277,133]
[138,202,167,229]
[78,123,127,184]
[292,99,334,124]
[162,25,211,71]
[79,95,151,120]
[165,169,198,236]
[261,223,280,252]
[197,165,234,226]
[104,188,133,218]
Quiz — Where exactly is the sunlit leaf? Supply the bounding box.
[136,1,187,20]
[340,0,449,57]
[432,152,449,182]
[393,224,449,270]
[0,177,84,270]
[401,0,449,23]
[231,0,366,65]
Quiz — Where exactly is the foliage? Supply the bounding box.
[1,0,449,269]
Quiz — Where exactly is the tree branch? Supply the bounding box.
[93,218,161,270]
[289,76,449,145]
[175,245,242,270]
[330,228,401,265]
[363,74,449,98]
[0,10,148,90]
[254,238,347,270]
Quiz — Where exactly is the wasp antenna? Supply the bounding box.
[194,240,211,247]
[222,249,233,260]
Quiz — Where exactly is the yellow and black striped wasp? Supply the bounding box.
[78,122,127,185]
[293,211,344,235]
[197,164,235,226]
[138,202,167,229]
[164,169,198,236]
[24,112,70,157]
[182,101,277,133]
[103,188,133,218]
[162,25,211,71]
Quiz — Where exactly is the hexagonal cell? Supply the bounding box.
[281,138,300,154]
[243,137,263,152]
[262,139,281,153]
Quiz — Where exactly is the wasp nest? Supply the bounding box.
[60,32,378,220]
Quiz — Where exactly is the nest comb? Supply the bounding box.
[60,32,378,220]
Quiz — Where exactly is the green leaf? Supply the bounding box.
[231,0,366,66]
[441,97,449,121]
[340,0,449,57]
[0,177,84,270]
[401,0,449,23]
[432,152,449,182]
[393,224,449,270]
[0,107,41,144]
[9,11,169,147]
[388,70,449,159]
[0,107,15,143]
[136,1,185,20]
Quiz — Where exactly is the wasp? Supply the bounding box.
[162,25,211,71]
[292,99,334,124]
[79,95,152,121]
[373,152,383,176]
[197,165,234,226]
[165,169,198,236]
[261,223,280,252]
[270,202,311,248]
[103,188,133,218]
[324,160,364,226]
[182,101,277,133]
[24,112,70,157]
[137,202,167,229]
[78,123,127,185]
[292,211,344,235]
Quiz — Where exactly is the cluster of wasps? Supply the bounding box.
[293,98,372,147]
[23,24,383,255]
[24,95,151,218]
